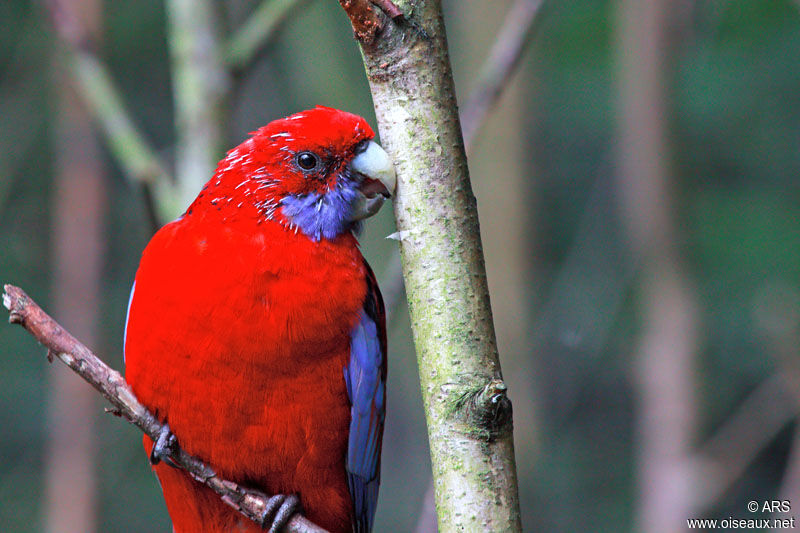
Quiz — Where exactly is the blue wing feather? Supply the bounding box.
[123,281,136,364]
[344,264,386,533]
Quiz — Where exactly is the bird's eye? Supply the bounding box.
[296,151,320,171]
[354,139,370,154]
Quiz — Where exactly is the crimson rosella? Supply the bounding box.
[124,107,395,533]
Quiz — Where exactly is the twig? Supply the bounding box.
[460,0,544,149]
[753,290,800,512]
[692,374,797,512]
[225,0,313,72]
[45,0,175,228]
[2,284,328,533]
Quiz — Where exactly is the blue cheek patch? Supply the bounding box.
[280,174,360,241]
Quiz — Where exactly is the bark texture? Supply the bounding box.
[345,2,523,530]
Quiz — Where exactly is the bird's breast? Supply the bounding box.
[125,215,367,486]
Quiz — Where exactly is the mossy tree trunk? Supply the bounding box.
[342,1,523,530]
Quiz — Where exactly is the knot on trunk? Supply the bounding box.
[454,378,513,441]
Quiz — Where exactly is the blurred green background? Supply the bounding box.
[1,0,800,531]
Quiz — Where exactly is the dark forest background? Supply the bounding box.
[1,0,799,531]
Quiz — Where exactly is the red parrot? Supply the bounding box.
[124,107,394,533]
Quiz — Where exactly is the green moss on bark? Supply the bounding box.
[352,1,523,531]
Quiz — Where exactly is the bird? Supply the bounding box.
[123,106,395,533]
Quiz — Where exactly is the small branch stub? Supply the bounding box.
[339,0,386,44]
[2,284,327,533]
[452,379,513,441]
[471,379,513,435]
[370,0,404,21]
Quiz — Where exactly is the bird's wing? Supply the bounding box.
[123,280,135,364]
[343,262,387,533]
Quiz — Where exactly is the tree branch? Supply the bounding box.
[2,284,327,533]
[460,0,544,148]
[377,0,543,327]
[615,1,699,531]
[166,0,231,213]
[342,1,523,530]
[45,0,176,227]
[691,374,797,512]
[225,0,313,72]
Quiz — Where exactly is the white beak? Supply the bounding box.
[349,141,397,221]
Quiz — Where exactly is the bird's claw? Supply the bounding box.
[150,424,178,468]
[261,493,300,533]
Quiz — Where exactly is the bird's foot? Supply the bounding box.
[260,493,300,533]
[149,424,178,468]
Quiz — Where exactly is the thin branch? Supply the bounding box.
[615,0,698,531]
[67,53,170,188]
[45,0,175,227]
[2,284,327,533]
[460,0,544,148]
[754,288,800,512]
[690,289,800,513]
[778,423,800,523]
[166,0,231,212]
[225,0,312,72]
[692,374,797,512]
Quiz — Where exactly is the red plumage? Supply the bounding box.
[124,108,389,532]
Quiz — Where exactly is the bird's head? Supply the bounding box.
[196,106,396,241]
